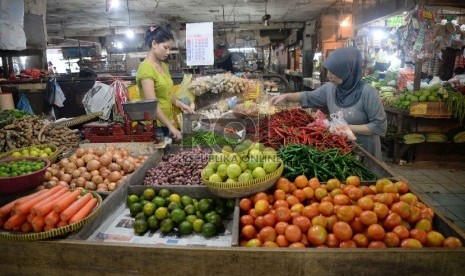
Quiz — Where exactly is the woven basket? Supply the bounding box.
[203,160,283,198]
[0,192,102,241]
[0,144,62,163]
[52,112,103,128]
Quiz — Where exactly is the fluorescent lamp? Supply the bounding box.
[110,0,120,9]
[115,41,123,49]
[373,30,386,40]
[126,29,134,38]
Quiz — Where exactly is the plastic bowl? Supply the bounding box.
[0,157,51,195]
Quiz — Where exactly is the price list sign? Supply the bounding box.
[186,22,214,66]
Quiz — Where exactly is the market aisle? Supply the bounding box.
[386,162,465,233]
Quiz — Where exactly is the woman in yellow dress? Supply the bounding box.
[136,25,193,140]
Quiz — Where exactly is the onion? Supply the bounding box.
[86,148,94,154]
[115,158,124,166]
[50,176,59,182]
[108,171,122,182]
[48,180,57,187]
[121,160,135,174]
[75,148,86,158]
[90,170,100,176]
[112,154,122,161]
[108,163,121,172]
[99,154,112,166]
[97,183,108,190]
[94,148,105,157]
[71,169,81,179]
[78,167,87,173]
[108,182,117,191]
[103,179,111,184]
[57,180,69,187]
[85,181,96,190]
[82,172,92,181]
[69,155,78,164]
[100,169,110,179]
[75,177,86,187]
[64,163,78,174]
[82,154,95,164]
[44,171,52,181]
[76,158,85,168]
[59,158,70,167]
[60,173,72,183]
[120,149,129,157]
[87,159,101,171]
[96,187,108,192]
[91,175,103,184]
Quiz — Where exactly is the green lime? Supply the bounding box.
[152,196,166,208]
[193,219,205,233]
[135,212,147,221]
[133,219,149,235]
[202,222,217,238]
[168,201,181,211]
[204,211,217,222]
[198,199,212,213]
[155,207,168,220]
[129,203,143,217]
[170,209,186,224]
[139,200,151,206]
[195,210,204,220]
[185,214,197,224]
[180,195,193,207]
[178,220,193,235]
[169,193,181,204]
[206,213,222,228]
[225,199,236,210]
[12,152,21,158]
[43,147,53,154]
[143,202,156,216]
[160,218,174,234]
[158,188,171,198]
[215,205,226,217]
[184,204,196,215]
[143,188,156,201]
[147,215,160,230]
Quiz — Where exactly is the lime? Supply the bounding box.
[195,211,204,220]
[226,153,240,164]
[198,199,212,213]
[206,213,222,228]
[142,202,156,216]
[241,139,253,149]
[226,163,242,179]
[252,167,266,179]
[225,199,235,210]
[155,207,169,220]
[143,188,156,201]
[29,150,39,157]
[126,194,139,207]
[180,195,193,207]
[139,200,151,206]
[170,208,186,224]
[208,173,223,182]
[192,219,205,233]
[239,161,247,172]
[135,212,147,221]
[129,203,143,217]
[263,160,279,173]
[202,222,217,238]
[201,167,215,181]
[221,145,233,154]
[158,188,171,198]
[147,215,160,230]
[12,152,21,158]
[215,205,226,217]
[216,164,228,178]
[250,142,265,151]
[39,153,49,158]
[178,220,193,235]
[43,147,53,154]
[169,193,181,204]
[225,178,237,184]
[238,172,253,182]
[185,214,197,224]
[234,144,248,156]
[168,201,181,211]
[152,196,166,208]
[204,211,217,222]
[160,218,174,234]
[133,219,149,235]
[184,204,196,215]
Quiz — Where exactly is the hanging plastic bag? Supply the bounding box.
[329,111,356,141]
[17,93,34,115]
[82,81,115,120]
[174,74,195,109]
[53,81,66,107]
[44,78,56,106]
[110,79,129,118]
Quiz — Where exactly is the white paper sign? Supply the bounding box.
[186,22,214,66]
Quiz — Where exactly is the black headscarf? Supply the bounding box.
[323,47,364,108]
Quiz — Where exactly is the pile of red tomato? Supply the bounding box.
[239,175,463,248]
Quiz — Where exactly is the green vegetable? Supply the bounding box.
[403,134,425,144]
[180,131,239,147]
[448,127,465,143]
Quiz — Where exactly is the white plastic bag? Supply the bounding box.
[53,82,66,107]
[82,82,115,120]
[329,111,356,141]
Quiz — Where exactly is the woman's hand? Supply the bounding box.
[180,103,194,114]
[269,94,287,105]
[169,127,182,140]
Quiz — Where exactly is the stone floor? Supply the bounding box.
[384,160,465,233]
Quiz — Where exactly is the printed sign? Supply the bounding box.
[186,22,214,66]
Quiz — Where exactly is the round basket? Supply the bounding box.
[203,160,283,198]
[0,191,102,241]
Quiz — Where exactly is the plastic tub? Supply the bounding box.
[0,157,51,195]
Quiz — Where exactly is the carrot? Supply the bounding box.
[0,190,47,218]
[13,189,48,207]
[44,224,56,231]
[21,221,33,233]
[0,216,5,228]
[69,198,98,224]
[60,193,92,222]
[57,220,68,228]
[4,214,27,230]
[44,210,60,226]
[14,186,66,216]
[30,187,68,215]
[27,212,36,223]
[53,190,81,213]
[31,215,46,233]
[36,191,71,217]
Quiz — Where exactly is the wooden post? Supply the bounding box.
[414,60,422,91]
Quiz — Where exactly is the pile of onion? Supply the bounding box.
[41,146,148,193]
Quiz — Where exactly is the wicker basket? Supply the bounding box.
[0,191,102,241]
[203,160,283,198]
[0,144,62,163]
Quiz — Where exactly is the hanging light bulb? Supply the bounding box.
[126,28,134,38]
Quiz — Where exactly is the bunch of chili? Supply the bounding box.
[278,144,377,182]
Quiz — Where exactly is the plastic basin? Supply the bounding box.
[0,157,51,195]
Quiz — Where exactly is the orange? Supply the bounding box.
[294,175,308,189]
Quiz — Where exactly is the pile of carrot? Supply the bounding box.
[0,185,98,233]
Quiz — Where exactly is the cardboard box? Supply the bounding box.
[409,102,452,118]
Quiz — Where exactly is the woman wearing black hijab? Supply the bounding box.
[270,46,387,159]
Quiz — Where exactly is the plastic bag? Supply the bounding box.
[110,79,129,118]
[81,81,115,120]
[174,74,195,109]
[17,93,34,115]
[53,81,66,107]
[329,111,356,141]
[44,78,56,106]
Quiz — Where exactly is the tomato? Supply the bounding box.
[330,188,344,198]
[293,189,306,203]
[290,203,304,214]
[292,215,311,233]
[239,198,252,212]
[367,224,385,241]
[302,187,314,200]
[258,226,277,242]
[420,207,435,221]
[336,205,355,222]
[308,177,320,189]
[254,199,270,216]
[274,221,289,235]
[333,221,353,241]
[318,201,334,216]
[392,225,410,240]
[273,199,289,209]
[320,196,333,203]
[284,224,302,243]
[262,213,277,228]
[286,195,300,206]
[241,224,257,240]
[276,234,289,247]
[409,228,427,245]
[300,233,309,246]
[368,241,387,248]
[399,193,418,205]
[395,181,409,194]
[347,187,363,201]
[351,205,362,217]
[373,202,389,220]
[415,218,432,232]
[307,225,327,245]
[325,233,340,248]
[359,210,377,226]
[357,196,374,211]
[274,207,292,222]
[294,175,309,189]
[276,177,291,193]
[443,237,463,248]
[346,175,360,187]
[361,185,375,195]
[383,213,402,230]
[374,193,394,206]
[375,178,392,193]
[267,194,275,205]
[253,192,268,204]
[352,233,369,248]
[407,205,421,225]
[289,183,297,193]
[248,208,258,218]
[339,240,357,248]
[262,241,279,247]
[254,216,265,229]
[326,215,338,232]
[426,231,445,247]
[311,215,328,228]
[325,178,341,191]
[288,242,306,248]
[314,187,328,201]
[302,204,319,219]
[333,194,351,205]
[383,182,398,193]
[240,215,254,226]
[383,232,400,247]
[349,217,365,234]
[246,238,263,247]
[391,201,410,219]
[400,238,423,248]
[273,189,286,201]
